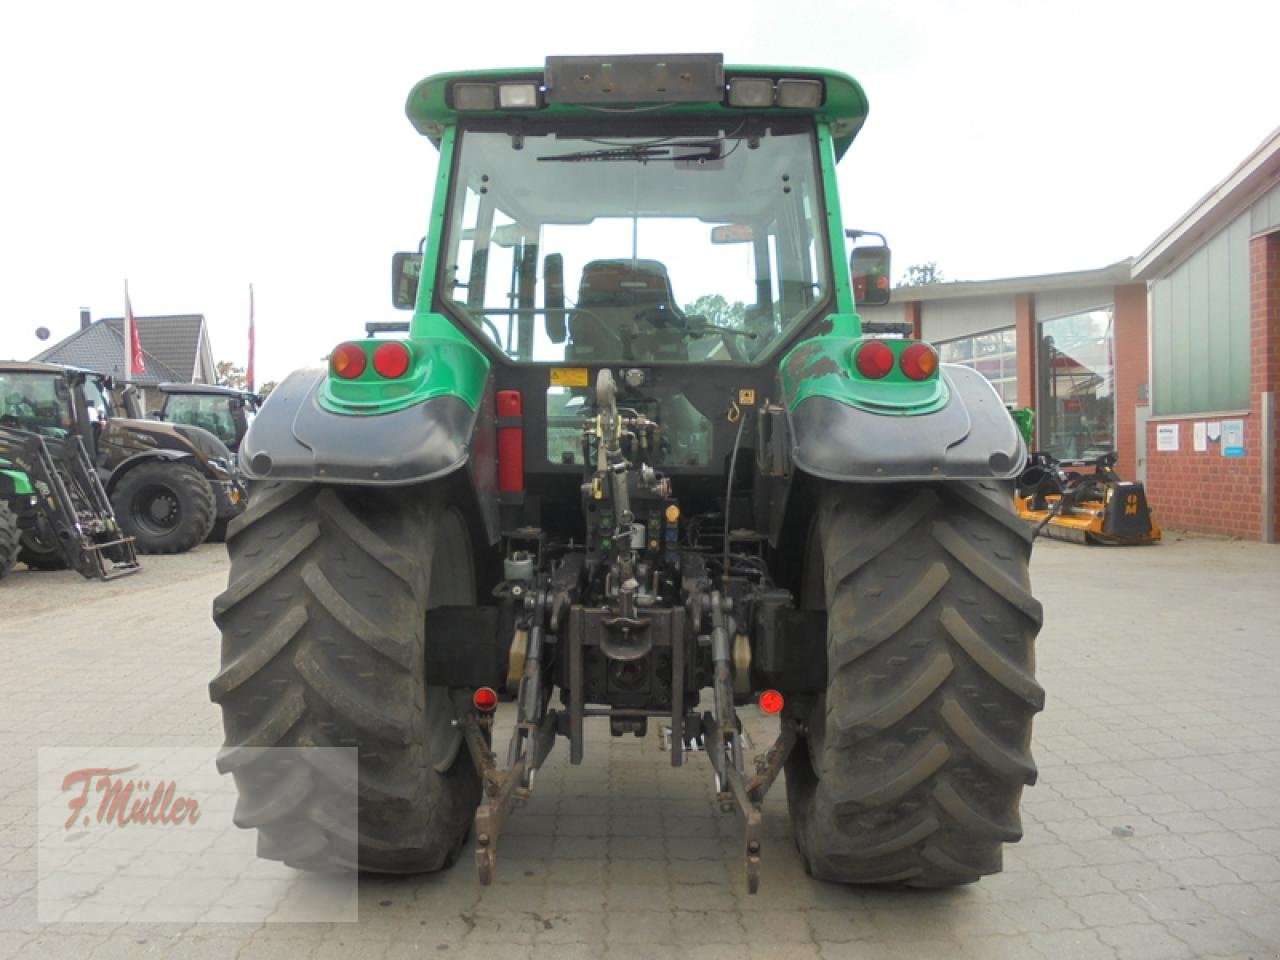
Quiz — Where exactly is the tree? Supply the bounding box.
[215,361,248,389]
[258,381,278,399]
[898,262,946,288]
[682,294,746,327]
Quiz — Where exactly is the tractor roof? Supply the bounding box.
[158,382,259,401]
[406,56,868,160]
[0,360,95,377]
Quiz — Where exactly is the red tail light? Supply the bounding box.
[900,343,938,381]
[330,343,366,379]
[372,342,411,379]
[496,390,524,494]
[854,340,894,379]
[758,690,785,715]
[473,687,498,713]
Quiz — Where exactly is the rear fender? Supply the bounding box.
[785,364,1027,483]
[237,368,498,541]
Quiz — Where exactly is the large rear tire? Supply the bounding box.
[0,502,18,578]
[210,480,482,873]
[112,461,216,554]
[786,479,1044,887]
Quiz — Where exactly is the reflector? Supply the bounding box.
[330,343,366,380]
[900,343,939,381]
[758,690,785,715]
[854,340,894,379]
[473,687,499,712]
[372,342,411,379]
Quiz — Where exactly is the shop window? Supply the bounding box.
[938,327,1017,403]
[1037,307,1114,460]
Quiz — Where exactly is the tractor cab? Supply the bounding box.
[156,382,261,452]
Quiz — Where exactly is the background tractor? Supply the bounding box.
[211,54,1043,891]
[155,382,261,454]
[0,362,244,558]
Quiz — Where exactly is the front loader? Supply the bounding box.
[211,54,1044,892]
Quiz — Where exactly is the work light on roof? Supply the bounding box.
[453,83,497,111]
[777,79,823,109]
[498,83,541,109]
[727,77,774,108]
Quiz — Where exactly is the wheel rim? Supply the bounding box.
[130,484,182,536]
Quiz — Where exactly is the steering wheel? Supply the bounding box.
[636,306,755,361]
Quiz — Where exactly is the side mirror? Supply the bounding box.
[849,234,892,307]
[544,253,566,343]
[392,252,423,310]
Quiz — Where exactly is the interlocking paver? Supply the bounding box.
[3,537,1280,959]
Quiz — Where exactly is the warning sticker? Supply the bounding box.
[550,367,589,387]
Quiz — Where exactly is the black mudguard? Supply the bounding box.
[237,368,497,535]
[787,364,1026,483]
[104,449,198,494]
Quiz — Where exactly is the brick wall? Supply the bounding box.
[1256,231,1280,541]
[1112,283,1148,482]
[1144,231,1279,539]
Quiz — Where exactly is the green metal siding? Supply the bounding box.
[1251,181,1280,235]
[1150,212,1251,415]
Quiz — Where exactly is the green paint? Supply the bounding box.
[318,331,489,416]
[1,466,33,496]
[781,337,948,416]
[321,129,490,418]
[816,123,856,320]
[405,65,869,159]
[1008,407,1035,448]
[411,125,458,332]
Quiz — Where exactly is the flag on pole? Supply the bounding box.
[247,283,256,392]
[123,281,147,380]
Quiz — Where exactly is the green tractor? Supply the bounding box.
[211,55,1043,892]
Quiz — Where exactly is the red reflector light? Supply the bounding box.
[900,343,938,381]
[496,389,523,417]
[473,687,498,713]
[854,341,894,379]
[330,343,366,379]
[758,690,785,715]
[373,341,411,379]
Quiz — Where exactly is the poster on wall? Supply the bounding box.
[1221,419,1245,457]
[1156,423,1179,452]
[1193,422,1208,452]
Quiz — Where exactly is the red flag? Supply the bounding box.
[126,289,146,376]
[124,282,146,379]
[247,283,256,392]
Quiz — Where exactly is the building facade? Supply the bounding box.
[864,127,1279,541]
[1132,129,1280,542]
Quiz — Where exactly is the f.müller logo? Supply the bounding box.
[61,765,202,829]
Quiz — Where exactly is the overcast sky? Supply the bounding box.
[2,0,1276,384]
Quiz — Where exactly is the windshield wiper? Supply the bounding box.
[539,141,722,164]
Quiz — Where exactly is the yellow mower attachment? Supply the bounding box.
[1015,452,1161,545]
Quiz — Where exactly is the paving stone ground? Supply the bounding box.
[1,533,1278,958]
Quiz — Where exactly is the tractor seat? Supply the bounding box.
[571,259,684,361]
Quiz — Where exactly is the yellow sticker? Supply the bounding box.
[550,367,590,387]
[738,388,757,405]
